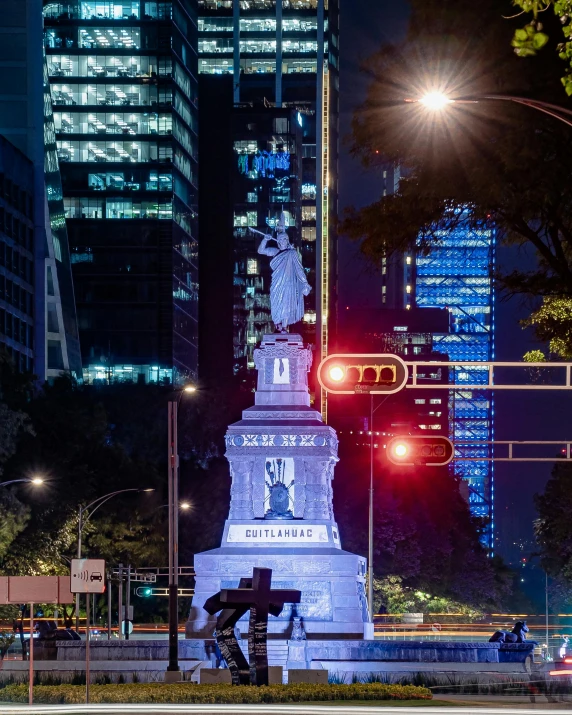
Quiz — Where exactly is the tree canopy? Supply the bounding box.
[341,0,572,354]
[334,445,512,613]
[509,1,572,95]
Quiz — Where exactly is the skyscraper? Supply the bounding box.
[43,0,199,385]
[0,0,81,381]
[414,218,496,550]
[197,0,339,400]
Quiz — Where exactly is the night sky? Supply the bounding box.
[337,0,572,568]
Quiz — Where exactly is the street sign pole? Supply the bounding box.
[28,602,33,706]
[85,595,90,703]
[125,565,131,642]
[107,576,112,640]
[118,563,123,642]
[70,557,106,704]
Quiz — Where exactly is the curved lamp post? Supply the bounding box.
[0,478,44,487]
[408,92,572,129]
[166,384,196,682]
[75,487,154,630]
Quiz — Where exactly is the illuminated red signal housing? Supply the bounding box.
[386,436,454,467]
[317,354,408,395]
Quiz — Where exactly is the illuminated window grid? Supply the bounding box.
[415,222,495,550]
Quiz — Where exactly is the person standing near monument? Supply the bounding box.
[252,213,311,333]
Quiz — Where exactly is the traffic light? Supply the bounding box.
[317,354,408,395]
[386,436,454,467]
[136,587,153,597]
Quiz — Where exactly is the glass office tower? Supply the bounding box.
[43,0,199,385]
[198,0,339,406]
[0,0,82,382]
[415,219,496,550]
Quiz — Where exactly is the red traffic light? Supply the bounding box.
[317,354,408,395]
[386,436,454,467]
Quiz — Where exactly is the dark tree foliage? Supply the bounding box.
[535,461,572,581]
[341,0,572,304]
[334,446,512,611]
[0,358,251,585]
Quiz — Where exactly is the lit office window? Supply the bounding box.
[239,40,277,54]
[199,39,234,53]
[64,197,104,219]
[282,60,317,74]
[199,59,233,75]
[143,2,172,18]
[57,139,158,163]
[241,18,276,32]
[78,27,140,50]
[80,2,140,19]
[199,0,232,7]
[199,18,233,32]
[247,258,258,275]
[283,0,318,7]
[283,18,318,32]
[282,40,318,53]
[240,59,276,74]
[302,206,316,221]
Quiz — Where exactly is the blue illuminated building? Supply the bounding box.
[414,217,496,550]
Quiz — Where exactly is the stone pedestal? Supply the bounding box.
[186,335,371,641]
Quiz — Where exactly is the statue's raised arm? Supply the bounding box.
[256,232,279,258]
[254,213,311,333]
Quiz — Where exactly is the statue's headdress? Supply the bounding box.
[276,210,287,235]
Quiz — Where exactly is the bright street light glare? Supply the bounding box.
[180,501,191,510]
[394,443,408,458]
[329,366,345,382]
[183,385,197,393]
[419,92,453,110]
[31,477,44,485]
[142,488,155,492]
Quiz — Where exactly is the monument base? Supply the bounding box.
[186,546,370,640]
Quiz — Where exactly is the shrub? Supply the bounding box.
[0,682,431,704]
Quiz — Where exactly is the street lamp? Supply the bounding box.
[166,384,197,683]
[409,92,572,129]
[75,487,155,630]
[0,477,44,487]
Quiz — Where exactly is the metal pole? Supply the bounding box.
[107,577,112,640]
[546,572,550,660]
[125,564,131,641]
[28,603,33,706]
[75,507,82,630]
[167,400,180,677]
[118,563,123,641]
[85,595,90,704]
[368,394,374,623]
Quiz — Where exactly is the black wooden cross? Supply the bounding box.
[205,567,301,686]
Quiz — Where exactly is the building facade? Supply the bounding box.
[414,218,496,550]
[231,107,305,370]
[0,0,81,381]
[0,138,35,373]
[197,0,339,398]
[43,0,199,385]
[336,307,450,439]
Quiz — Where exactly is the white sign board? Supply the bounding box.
[227,524,329,544]
[70,559,106,594]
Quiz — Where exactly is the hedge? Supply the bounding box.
[0,682,432,704]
